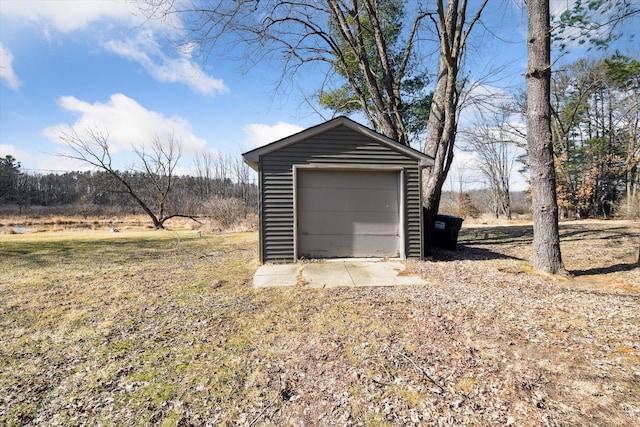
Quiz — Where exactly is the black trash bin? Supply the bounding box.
[430,214,464,250]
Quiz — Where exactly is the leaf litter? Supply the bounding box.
[0,221,638,426]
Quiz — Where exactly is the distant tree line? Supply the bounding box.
[550,54,639,219]
[457,53,639,221]
[0,154,258,220]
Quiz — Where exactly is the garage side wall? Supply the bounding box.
[259,125,422,263]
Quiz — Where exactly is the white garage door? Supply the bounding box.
[297,169,400,258]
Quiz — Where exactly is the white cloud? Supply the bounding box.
[1,1,225,95]
[0,144,30,162]
[43,93,208,158]
[104,32,227,96]
[243,122,304,148]
[0,0,140,33]
[0,44,21,90]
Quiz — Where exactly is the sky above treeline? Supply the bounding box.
[0,0,638,190]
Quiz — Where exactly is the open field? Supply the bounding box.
[0,212,258,234]
[1,220,639,426]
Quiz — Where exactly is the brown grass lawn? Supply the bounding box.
[1,220,638,426]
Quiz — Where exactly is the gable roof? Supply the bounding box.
[242,116,434,171]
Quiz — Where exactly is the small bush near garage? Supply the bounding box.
[204,196,248,230]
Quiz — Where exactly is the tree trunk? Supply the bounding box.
[422,0,488,254]
[422,1,461,252]
[526,0,566,274]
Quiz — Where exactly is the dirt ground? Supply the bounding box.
[247,220,640,426]
[1,220,638,426]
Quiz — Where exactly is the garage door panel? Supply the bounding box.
[299,211,399,235]
[297,169,401,258]
[299,234,400,258]
[298,188,398,212]
[298,170,398,190]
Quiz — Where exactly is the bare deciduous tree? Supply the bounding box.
[58,127,199,229]
[142,0,428,146]
[231,152,253,210]
[193,149,217,200]
[421,0,489,249]
[461,108,522,219]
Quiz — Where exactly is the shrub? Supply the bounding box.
[204,196,247,230]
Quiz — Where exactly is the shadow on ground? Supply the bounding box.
[458,224,533,246]
[427,245,525,262]
[570,262,639,276]
[431,222,639,280]
[457,222,636,247]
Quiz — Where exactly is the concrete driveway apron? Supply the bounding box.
[253,260,427,288]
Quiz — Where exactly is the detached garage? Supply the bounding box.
[242,116,434,263]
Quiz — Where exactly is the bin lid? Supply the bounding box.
[434,214,464,221]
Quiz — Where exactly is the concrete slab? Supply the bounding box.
[253,264,300,288]
[302,262,354,288]
[252,260,427,289]
[344,261,427,287]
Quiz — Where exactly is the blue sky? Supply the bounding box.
[0,0,317,175]
[0,0,637,190]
